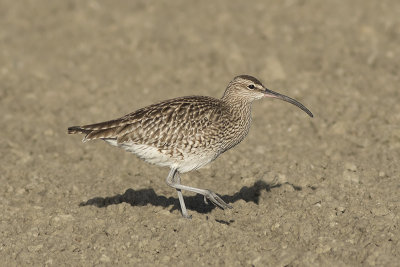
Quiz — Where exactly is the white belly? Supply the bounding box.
[104,139,217,173]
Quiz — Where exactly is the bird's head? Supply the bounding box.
[223,75,313,117]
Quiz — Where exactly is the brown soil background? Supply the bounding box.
[1,0,399,266]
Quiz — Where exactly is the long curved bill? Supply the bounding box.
[264,88,314,117]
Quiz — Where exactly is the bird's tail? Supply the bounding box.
[67,126,91,135]
[68,119,126,142]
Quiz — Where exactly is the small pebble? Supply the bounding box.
[343,170,359,183]
[100,254,111,263]
[344,162,357,172]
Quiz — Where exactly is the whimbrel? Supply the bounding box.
[68,75,313,218]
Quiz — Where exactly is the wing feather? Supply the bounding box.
[68,96,226,149]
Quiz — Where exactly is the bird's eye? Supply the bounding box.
[248,84,255,89]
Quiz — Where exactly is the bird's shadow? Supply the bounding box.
[79,180,302,214]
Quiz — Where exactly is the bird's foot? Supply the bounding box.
[182,213,192,219]
[203,190,233,209]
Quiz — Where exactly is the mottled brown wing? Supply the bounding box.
[115,96,225,150]
[68,96,225,148]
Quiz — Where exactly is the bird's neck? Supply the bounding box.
[221,93,253,120]
[221,94,253,143]
[218,93,253,153]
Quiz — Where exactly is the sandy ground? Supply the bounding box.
[1,0,399,266]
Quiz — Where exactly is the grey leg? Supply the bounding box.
[174,171,191,219]
[166,169,232,213]
[166,169,191,218]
